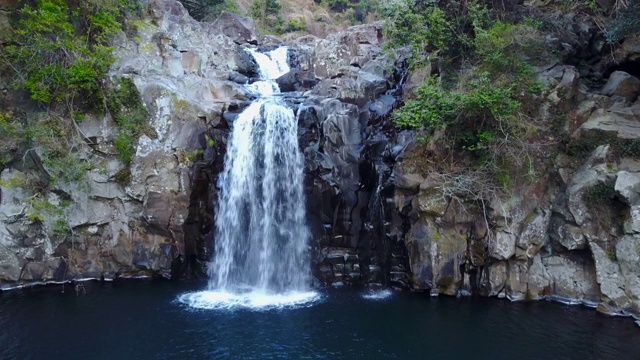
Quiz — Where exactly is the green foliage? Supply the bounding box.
[381,0,450,67]
[25,195,70,235]
[206,134,215,147]
[394,78,458,130]
[285,17,307,32]
[584,183,616,205]
[322,0,377,22]
[606,0,640,43]
[115,167,132,185]
[567,130,640,160]
[42,151,90,183]
[0,112,24,167]
[2,0,136,106]
[106,78,151,163]
[388,1,548,192]
[251,0,283,33]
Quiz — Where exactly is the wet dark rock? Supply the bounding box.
[276,70,318,92]
[228,72,249,84]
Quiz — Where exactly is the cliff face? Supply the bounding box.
[1,0,640,322]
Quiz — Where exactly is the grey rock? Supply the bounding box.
[210,11,259,45]
[615,235,640,310]
[615,170,640,205]
[0,245,20,282]
[589,241,630,308]
[543,254,600,303]
[506,254,551,300]
[602,71,640,102]
[556,223,588,250]
[516,211,551,258]
[490,231,516,261]
[483,261,507,297]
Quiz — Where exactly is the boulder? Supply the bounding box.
[542,254,600,304]
[490,231,516,260]
[615,170,640,205]
[482,261,507,297]
[0,245,20,282]
[589,241,631,309]
[579,106,640,139]
[405,218,433,290]
[614,35,640,63]
[506,254,551,300]
[602,71,640,102]
[516,211,551,258]
[311,68,388,105]
[275,70,318,92]
[210,11,259,45]
[312,24,382,79]
[616,235,640,310]
[417,187,448,217]
[555,222,588,250]
[566,145,609,227]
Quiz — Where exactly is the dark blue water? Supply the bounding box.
[1,280,638,360]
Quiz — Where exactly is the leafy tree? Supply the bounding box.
[250,0,283,32]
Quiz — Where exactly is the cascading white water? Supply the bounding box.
[178,47,319,310]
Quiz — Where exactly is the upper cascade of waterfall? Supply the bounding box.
[245,47,290,96]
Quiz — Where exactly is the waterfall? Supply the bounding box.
[178,47,319,310]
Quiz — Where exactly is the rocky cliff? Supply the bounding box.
[1,0,640,324]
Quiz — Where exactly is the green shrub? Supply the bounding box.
[250,0,283,33]
[606,0,640,43]
[106,78,151,163]
[285,17,307,32]
[394,78,458,130]
[388,1,548,194]
[25,195,70,234]
[3,0,136,106]
[0,112,23,167]
[382,0,450,67]
[322,0,377,22]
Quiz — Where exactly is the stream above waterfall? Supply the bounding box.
[1,281,639,359]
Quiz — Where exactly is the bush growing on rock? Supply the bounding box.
[0,0,146,181]
[251,0,284,32]
[2,0,138,105]
[606,0,640,43]
[387,0,547,195]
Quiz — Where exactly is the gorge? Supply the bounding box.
[2,0,640,354]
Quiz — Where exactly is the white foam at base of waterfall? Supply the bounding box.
[177,290,322,311]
